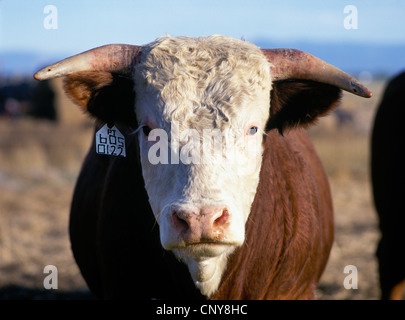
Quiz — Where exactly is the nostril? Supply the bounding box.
[213,208,229,227]
[172,212,189,232]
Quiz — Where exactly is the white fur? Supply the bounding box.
[133,35,272,297]
[174,247,233,297]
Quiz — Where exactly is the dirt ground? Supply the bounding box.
[0,79,393,300]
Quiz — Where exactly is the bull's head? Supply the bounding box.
[35,35,371,296]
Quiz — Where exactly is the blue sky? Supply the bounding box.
[0,0,404,76]
[1,0,404,55]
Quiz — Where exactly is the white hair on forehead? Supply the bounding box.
[134,35,272,131]
[134,36,272,296]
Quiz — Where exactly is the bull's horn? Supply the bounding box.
[34,44,142,80]
[262,49,372,98]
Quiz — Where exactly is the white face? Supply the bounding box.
[133,35,271,296]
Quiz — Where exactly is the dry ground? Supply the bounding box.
[0,79,388,299]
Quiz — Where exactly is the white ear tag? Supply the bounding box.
[95,124,126,157]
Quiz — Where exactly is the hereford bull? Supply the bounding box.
[371,71,405,300]
[34,35,371,299]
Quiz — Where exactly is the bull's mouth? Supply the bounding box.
[185,240,236,246]
[172,241,238,261]
[172,240,239,249]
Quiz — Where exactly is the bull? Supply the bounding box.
[34,35,371,299]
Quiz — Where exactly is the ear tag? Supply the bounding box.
[95,124,126,157]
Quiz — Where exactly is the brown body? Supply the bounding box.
[212,129,333,299]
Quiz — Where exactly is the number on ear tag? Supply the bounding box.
[95,124,126,157]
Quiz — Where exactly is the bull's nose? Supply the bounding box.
[171,206,230,243]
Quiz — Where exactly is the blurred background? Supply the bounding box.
[0,0,404,299]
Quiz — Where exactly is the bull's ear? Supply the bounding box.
[266,80,342,134]
[63,71,137,127]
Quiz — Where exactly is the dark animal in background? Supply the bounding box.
[29,80,57,121]
[371,71,405,300]
[0,78,57,121]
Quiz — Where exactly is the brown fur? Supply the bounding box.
[211,129,333,299]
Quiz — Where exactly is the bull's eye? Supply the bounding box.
[142,126,152,136]
[247,126,258,136]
